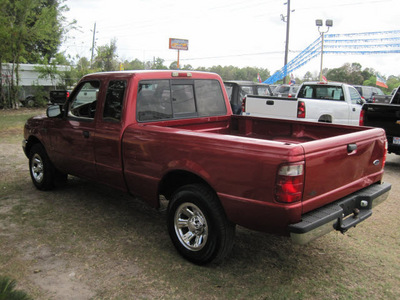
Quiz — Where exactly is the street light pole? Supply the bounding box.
[320,30,325,82]
[316,19,333,82]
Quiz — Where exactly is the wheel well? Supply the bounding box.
[24,136,42,157]
[159,170,213,201]
[318,114,332,123]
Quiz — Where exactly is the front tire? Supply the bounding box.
[167,184,235,265]
[29,144,66,190]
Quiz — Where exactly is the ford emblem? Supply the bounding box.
[373,159,380,165]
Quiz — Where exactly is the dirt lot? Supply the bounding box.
[0,109,399,299]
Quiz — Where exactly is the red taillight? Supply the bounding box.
[297,101,305,118]
[359,109,365,126]
[383,140,388,168]
[66,91,70,98]
[242,97,246,113]
[171,72,192,77]
[275,163,304,203]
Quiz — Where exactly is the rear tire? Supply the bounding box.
[167,184,235,265]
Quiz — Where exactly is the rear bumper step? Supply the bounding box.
[289,182,391,245]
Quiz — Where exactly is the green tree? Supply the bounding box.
[387,75,400,93]
[123,58,145,70]
[325,62,378,85]
[0,0,70,108]
[23,0,68,63]
[151,57,168,70]
[302,71,314,81]
[94,39,118,71]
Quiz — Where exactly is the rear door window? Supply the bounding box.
[103,80,126,122]
[137,79,226,122]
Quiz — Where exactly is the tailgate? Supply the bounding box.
[301,128,387,214]
[364,104,400,137]
[244,95,298,119]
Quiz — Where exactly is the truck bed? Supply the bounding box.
[153,114,377,143]
[123,115,386,233]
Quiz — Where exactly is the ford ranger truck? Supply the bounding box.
[23,71,391,264]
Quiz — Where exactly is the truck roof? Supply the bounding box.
[301,81,346,87]
[80,70,219,80]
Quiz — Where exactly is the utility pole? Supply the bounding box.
[90,22,97,68]
[281,0,293,84]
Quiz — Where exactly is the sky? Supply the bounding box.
[61,0,400,79]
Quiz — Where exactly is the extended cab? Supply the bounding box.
[23,71,391,264]
[361,86,400,155]
[243,81,364,125]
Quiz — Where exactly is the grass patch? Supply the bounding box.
[0,109,44,130]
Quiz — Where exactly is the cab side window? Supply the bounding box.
[103,80,126,122]
[349,87,362,104]
[136,79,226,122]
[69,81,100,119]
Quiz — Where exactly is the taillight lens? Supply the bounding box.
[297,101,305,118]
[359,109,365,126]
[241,97,246,113]
[171,72,192,77]
[275,163,304,203]
[383,140,388,169]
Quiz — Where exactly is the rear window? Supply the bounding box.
[137,79,227,122]
[373,88,384,95]
[276,86,290,94]
[257,86,271,96]
[298,85,344,101]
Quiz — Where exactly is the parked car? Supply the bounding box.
[371,87,398,104]
[353,85,386,103]
[20,95,50,107]
[272,84,299,97]
[224,81,273,114]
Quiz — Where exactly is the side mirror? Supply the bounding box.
[47,105,62,118]
[357,98,366,105]
[50,90,68,105]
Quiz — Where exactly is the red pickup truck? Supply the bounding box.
[23,70,391,264]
